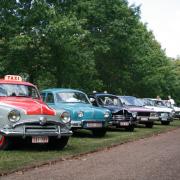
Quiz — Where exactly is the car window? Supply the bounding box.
[89,97,98,106]
[56,92,90,104]
[46,93,54,103]
[120,96,144,106]
[0,84,40,99]
[41,93,46,101]
[97,95,122,106]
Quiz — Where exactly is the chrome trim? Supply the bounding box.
[0,128,72,137]
[149,117,159,120]
[12,119,64,128]
[57,126,61,138]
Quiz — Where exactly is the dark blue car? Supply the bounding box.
[88,93,138,131]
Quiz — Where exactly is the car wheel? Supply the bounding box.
[161,121,170,125]
[0,135,11,150]
[145,122,153,128]
[48,137,69,150]
[125,125,135,132]
[92,129,107,137]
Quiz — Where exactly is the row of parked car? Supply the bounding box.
[0,75,179,150]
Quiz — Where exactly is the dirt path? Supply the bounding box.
[2,129,180,180]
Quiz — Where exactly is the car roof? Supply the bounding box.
[119,95,136,98]
[42,88,85,94]
[150,98,163,101]
[0,79,36,87]
[89,93,118,97]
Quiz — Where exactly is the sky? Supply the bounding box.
[128,0,180,58]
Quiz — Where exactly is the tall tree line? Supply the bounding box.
[0,0,179,103]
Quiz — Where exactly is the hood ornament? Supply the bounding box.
[39,116,47,125]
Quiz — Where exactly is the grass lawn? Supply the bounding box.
[0,120,180,175]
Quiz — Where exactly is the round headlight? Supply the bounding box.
[104,111,110,118]
[150,112,158,117]
[78,111,84,118]
[8,110,21,122]
[60,112,70,123]
[131,112,137,118]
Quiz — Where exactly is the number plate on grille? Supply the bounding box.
[32,136,49,144]
[141,117,148,121]
[120,122,129,126]
[86,122,102,128]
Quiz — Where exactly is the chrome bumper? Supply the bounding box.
[137,116,158,122]
[0,127,72,138]
[0,121,72,138]
[109,120,137,125]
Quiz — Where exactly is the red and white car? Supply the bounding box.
[0,75,72,150]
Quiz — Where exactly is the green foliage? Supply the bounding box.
[0,0,179,101]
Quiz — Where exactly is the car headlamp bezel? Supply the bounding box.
[104,111,110,118]
[60,112,71,123]
[150,112,158,117]
[8,110,21,123]
[131,112,137,118]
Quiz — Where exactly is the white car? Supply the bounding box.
[163,101,180,119]
[141,98,174,125]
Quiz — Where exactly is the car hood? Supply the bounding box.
[174,106,180,112]
[103,105,124,113]
[124,105,153,112]
[50,103,109,119]
[145,105,172,113]
[0,97,56,115]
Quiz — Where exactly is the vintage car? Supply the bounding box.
[163,100,180,119]
[41,89,111,137]
[88,93,138,131]
[0,75,72,150]
[141,98,174,125]
[119,96,159,128]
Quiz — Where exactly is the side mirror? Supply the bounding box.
[89,98,95,103]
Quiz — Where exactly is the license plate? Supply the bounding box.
[32,136,49,144]
[120,122,129,126]
[141,117,148,121]
[161,118,167,121]
[86,122,102,128]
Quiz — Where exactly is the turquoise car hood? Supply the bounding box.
[49,103,109,121]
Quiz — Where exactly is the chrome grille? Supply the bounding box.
[25,125,58,134]
[112,114,132,121]
[160,112,169,117]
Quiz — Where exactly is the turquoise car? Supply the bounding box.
[41,89,111,137]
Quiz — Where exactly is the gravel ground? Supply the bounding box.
[1,128,180,180]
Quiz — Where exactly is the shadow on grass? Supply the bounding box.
[72,130,94,138]
[72,129,113,139]
[107,127,138,133]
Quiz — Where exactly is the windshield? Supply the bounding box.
[56,92,90,103]
[0,84,40,99]
[97,95,122,106]
[163,101,174,108]
[153,100,166,107]
[120,96,144,106]
[143,99,155,106]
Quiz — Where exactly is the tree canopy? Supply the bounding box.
[0,0,179,103]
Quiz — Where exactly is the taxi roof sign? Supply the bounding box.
[4,75,22,81]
